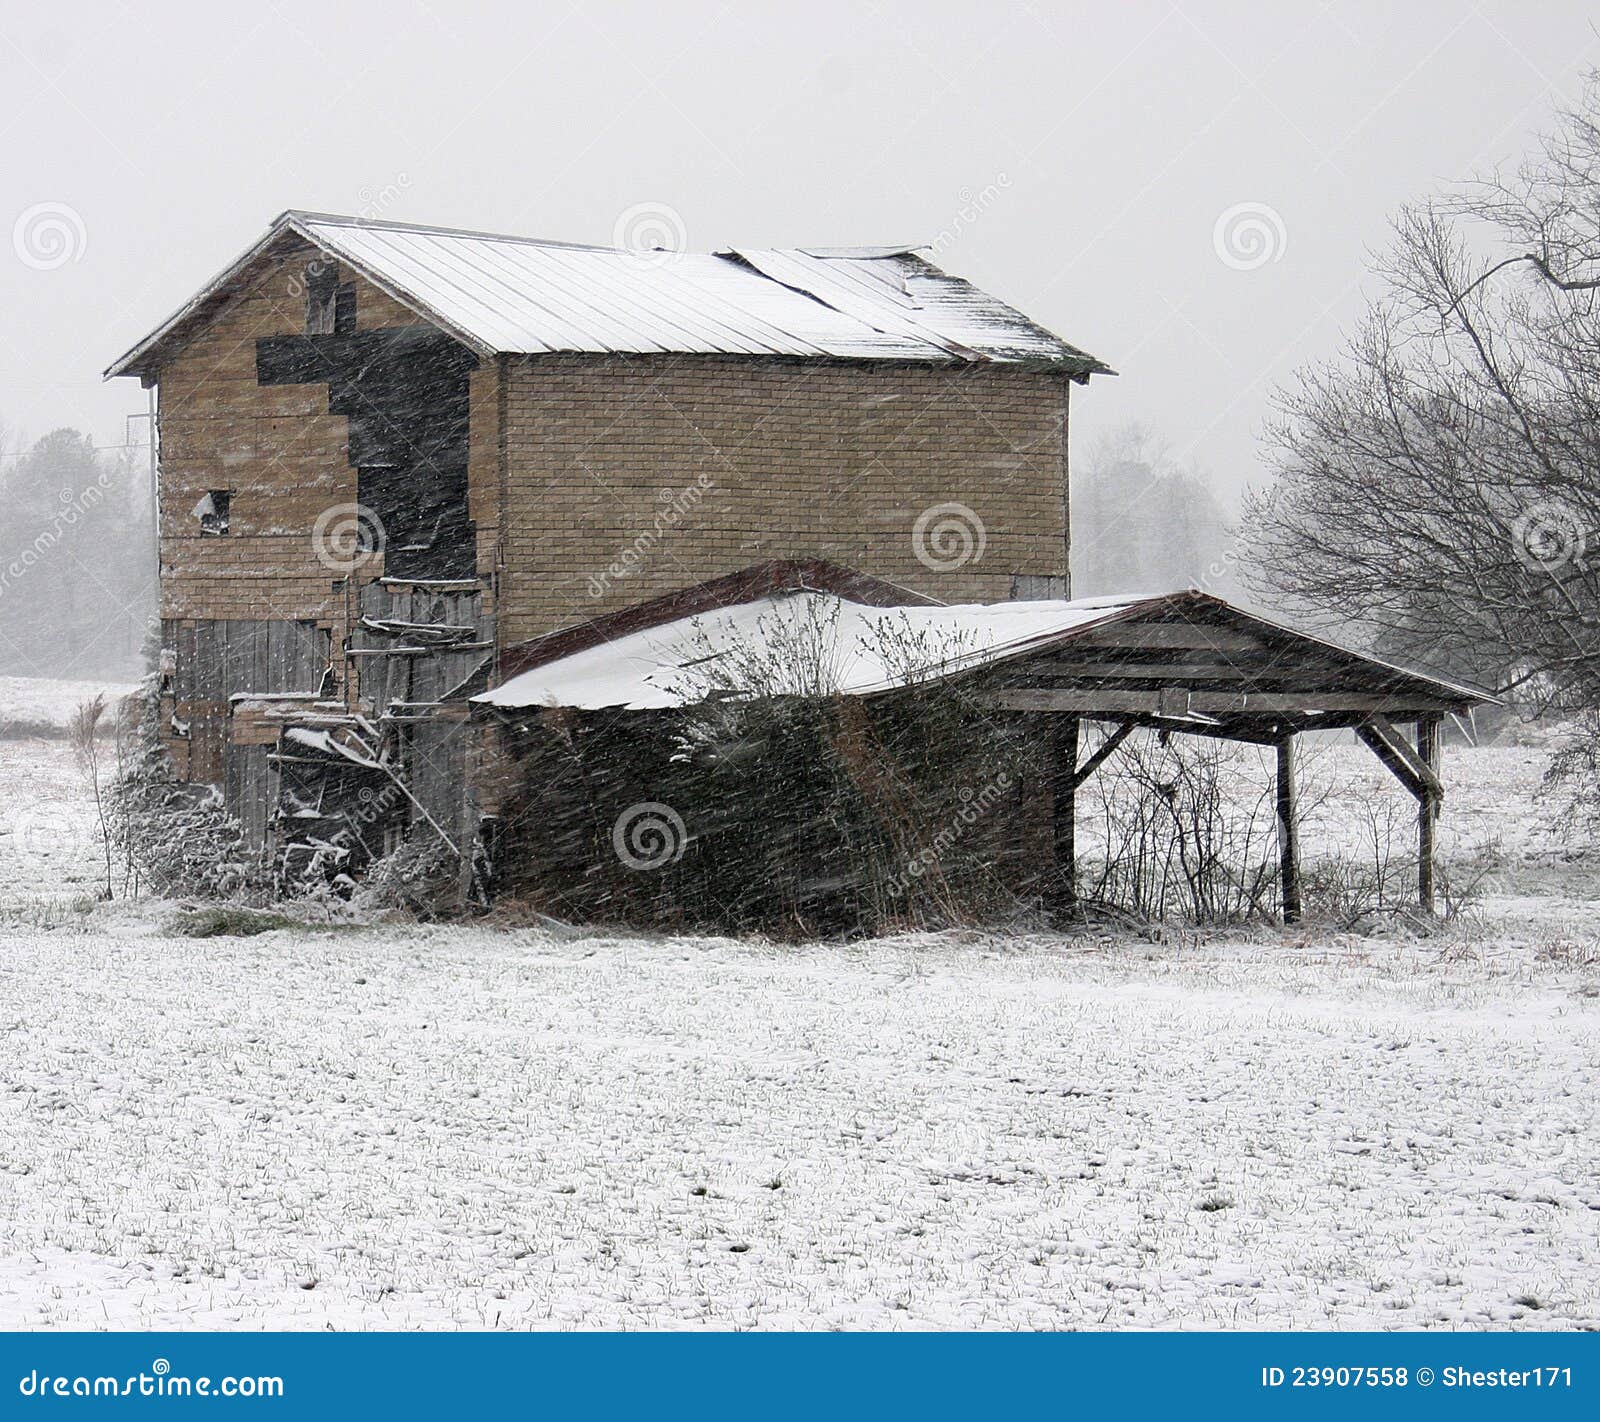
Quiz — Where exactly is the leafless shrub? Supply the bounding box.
[1299,797,1416,928]
[354,827,460,920]
[1544,710,1600,836]
[1076,732,1286,925]
[68,695,113,898]
[105,675,269,901]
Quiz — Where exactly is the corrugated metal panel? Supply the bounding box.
[305,220,946,362]
[106,212,1112,377]
[730,249,1102,366]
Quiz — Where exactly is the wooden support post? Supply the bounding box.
[1053,717,1080,909]
[1071,720,1134,789]
[1276,735,1302,924]
[1417,715,1442,914]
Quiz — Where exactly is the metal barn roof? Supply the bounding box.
[106,211,1112,380]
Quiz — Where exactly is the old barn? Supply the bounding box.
[107,211,1487,920]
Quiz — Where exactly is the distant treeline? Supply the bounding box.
[0,426,154,679]
[1071,424,1239,601]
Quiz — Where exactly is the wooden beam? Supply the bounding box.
[1071,721,1134,790]
[1078,625,1267,652]
[1277,736,1302,924]
[1355,724,1427,801]
[1369,714,1445,799]
[1355,721,1445,803]
[1052,717,1079,908]
[1016,660,1328,683]
[1417,715,1443,915]
[988,688,1464,716]
[986,689,1180,715]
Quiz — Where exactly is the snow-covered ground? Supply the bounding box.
[0,913,1594,1330]
[0,685,1595,1330]
[0,737,112,904]
[0,674,136,738]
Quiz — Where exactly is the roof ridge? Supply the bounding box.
[279,209,613,253]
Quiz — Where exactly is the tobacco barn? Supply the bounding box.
[107,211,1488,918]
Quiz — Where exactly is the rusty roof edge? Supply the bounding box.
[1138,590,1501,705]
[493,558,945,685]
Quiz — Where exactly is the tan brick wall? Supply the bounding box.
[153,251,1072,685]
[497,355,1071,645]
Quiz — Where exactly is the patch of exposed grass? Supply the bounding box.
[172,906,297,938]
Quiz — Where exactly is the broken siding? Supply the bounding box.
[162,618,330,844]
[352,581,495,716]
[347,581,495,855]
[153,239,505,789]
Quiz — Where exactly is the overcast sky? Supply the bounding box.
[2,0,1595,501]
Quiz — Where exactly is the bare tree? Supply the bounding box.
[1243,74,1600,712]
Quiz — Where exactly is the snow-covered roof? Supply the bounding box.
[475,590,1149,712]
[106,212,1112,380]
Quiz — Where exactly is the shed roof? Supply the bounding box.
[106,211,1111,380]
[474,561,1492,730]
[478,589,1149,711]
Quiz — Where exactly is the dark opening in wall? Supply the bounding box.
[256,324,478,581]
[305,262,338,335]
[305,261,358,337]
[195,489,231,535]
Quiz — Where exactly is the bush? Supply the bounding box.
[488,603,1041,936]
[1544,711,1600,836]
[1076,732,1284,924]
[354,826,461,919]
[105,676,270,901]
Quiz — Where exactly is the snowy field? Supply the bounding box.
[0,679,1596,1331]
[0,674,136,738]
